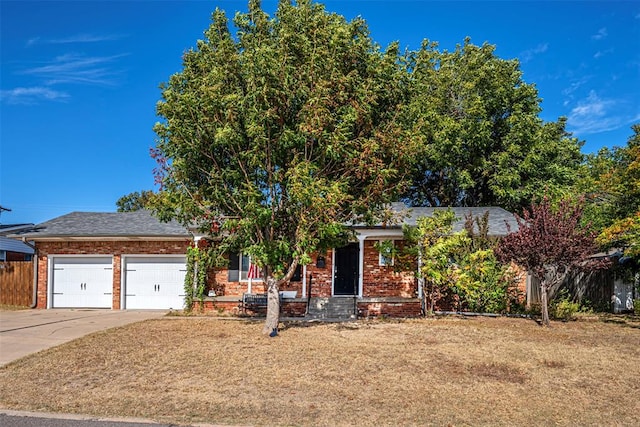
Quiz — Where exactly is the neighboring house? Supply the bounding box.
[9,205,520,316]
[0,224,35,261]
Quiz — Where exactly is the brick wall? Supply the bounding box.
[194,298,307,317]
[362,240,416,298]
[209,243,417,299]
[35,240,189,309]
[358,299,422,318]
[305,252,333,297]
[34,239,423,318]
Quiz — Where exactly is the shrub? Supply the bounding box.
[455,249,515,313]
[551,290,580,321]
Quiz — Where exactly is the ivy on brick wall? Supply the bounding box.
[184,239,226,311]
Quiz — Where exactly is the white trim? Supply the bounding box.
[355,228,403,240]
[331,247,336,296]
[48,254,114,309]
[302,264,307,298]
[47,257,53,309]
[378,239,395,267]
[358,237,365,298]
[238,253,263,283]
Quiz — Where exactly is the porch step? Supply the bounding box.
[307,297,357,320]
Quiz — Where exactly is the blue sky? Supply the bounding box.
[1,1,639,225]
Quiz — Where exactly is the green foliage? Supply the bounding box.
[153,0,413,289]
[153,1,417,331]
[455,249,517,313]
[413,210,470,313]
[389,209,519,314]
[402,39,582,211]
[373,240,397,265]
[578,124,640,233]
[116,190,155,212]
[550,290,580,321]
[455,211,520,313]
[634,298,640,315]
[597,213,640,261]
[183,240,226,311]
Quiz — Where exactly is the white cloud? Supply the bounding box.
[23,53,128,86]
[591,27,608,40]
[26,37,40,47]
[519,43,548,63]
[561,76,591,98]
[594,49,614,59]
[0,87,70,104]
[26,33,124,47]
[567,91,623,134]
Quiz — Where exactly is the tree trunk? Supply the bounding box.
[262,277,280,336]
[540,283,551,326]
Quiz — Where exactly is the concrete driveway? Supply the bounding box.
[0,309,166,366]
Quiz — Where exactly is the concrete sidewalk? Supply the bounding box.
[0,309,166,366]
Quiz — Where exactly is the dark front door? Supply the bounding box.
[334,243,359,295]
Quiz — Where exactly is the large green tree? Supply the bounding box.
[152,0,413,334]
[582,124,640,262]
[116,190,155,212]
[578,124,640,230]
[402,39,582,211]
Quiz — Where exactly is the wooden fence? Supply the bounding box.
[528,269,621,312]
[0,261,34,306]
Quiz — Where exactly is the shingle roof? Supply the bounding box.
[358,203,518,237]
[10,205,518,241]
[11,210,190,240]
[0,223,35,236]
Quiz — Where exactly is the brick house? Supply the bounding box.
[10,206,518,317]
[206,205,519,318]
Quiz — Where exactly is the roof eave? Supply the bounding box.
[14,235,191,242]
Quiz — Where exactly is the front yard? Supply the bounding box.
[1,315,639,426]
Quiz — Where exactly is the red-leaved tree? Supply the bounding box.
[496,197,607,326]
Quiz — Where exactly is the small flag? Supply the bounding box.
[247,262,260,280]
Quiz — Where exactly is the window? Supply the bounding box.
[0,250,5,262]
[240,253,262,281]
[379,240,394,267]
[228,252,301,282]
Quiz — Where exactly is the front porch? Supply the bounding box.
[191,295,422,319]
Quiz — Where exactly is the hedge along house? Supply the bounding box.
[202,204,521,319]
[10,211,191,310]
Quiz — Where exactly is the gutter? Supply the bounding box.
[21,238,38,309]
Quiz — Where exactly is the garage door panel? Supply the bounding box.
[52,257,113,308]
[125,257,186,310]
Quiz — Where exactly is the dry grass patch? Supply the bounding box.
[1,316,639,426]
[0,304,29,311]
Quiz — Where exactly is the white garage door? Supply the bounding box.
[124,256,187,309]
[52,257,113,308]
